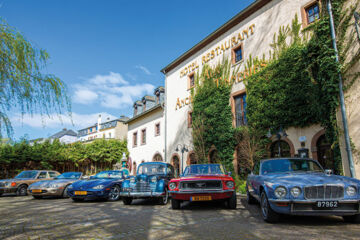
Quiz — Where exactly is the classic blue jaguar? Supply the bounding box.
[246,158,360,223]
[67,170,128,202]
[120,162,174,205]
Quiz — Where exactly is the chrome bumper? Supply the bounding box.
[120,191,164,198]
[28,188,63,196]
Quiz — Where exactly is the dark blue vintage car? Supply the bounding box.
[67,170,128,202]
[247,158,360,223]
[120,162,174,205]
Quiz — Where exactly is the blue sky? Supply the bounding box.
[1,0,253,140]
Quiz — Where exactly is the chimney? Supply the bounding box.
[97,114,102,132]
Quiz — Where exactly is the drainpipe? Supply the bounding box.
[327,0,356,178]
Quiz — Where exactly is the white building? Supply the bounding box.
[78,115,129,143]
[29,128,78,145]
[127,87,168,175]
[161,0,333,174]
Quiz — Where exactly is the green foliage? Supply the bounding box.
[0,139,128,178]
[234,175,246,194]
[191,59,237,173]
[0,18,70,138]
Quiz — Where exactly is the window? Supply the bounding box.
[133,132,138,147]
[90,128,93,133]
[270,140,291,158]
[306,3,320,24]
[234,93,247,127]
[188,73,195,89]
[49,172,58,178]
[155,123,160,136]
[232,44,243,64]
[141,129,146,145]
[188,111,192,128]
[38,172,47,179]
[108,132,112,138]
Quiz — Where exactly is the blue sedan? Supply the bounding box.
[247,158,360,223]
[67,170,127,201]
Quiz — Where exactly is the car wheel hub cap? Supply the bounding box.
[261,196,268,218]
[110,187,119,200]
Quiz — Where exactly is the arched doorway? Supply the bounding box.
[208,146,218,163]
[188,152,197,165]
[152,153,163,162]
[133,162,137,176]
[316,135,334,170]
[270,140,291,158]
[171,154,180,178]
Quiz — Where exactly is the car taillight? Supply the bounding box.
[11,182,16,187]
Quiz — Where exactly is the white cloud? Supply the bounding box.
[11,112,117,130]
[73,89,98,104]
[135,65,152,75]
[73,72,154,109]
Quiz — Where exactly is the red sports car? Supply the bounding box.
[168,164,236,209]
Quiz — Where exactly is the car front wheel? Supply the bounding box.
[108,185,121,201]
[227,192,237,209]
[343,214,360,223]
[123,197,132,205]
[159,188,169,205]
[16,185,28,196]
[171,198,181,209]
[62,185,70,198]
[260,191,280,223]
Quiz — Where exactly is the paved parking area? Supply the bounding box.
[0,194,360,240]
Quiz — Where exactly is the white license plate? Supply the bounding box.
[316,201,338,208]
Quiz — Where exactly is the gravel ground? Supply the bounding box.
[0,194,360,240]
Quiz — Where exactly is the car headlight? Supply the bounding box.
[274,186,287,199]
[169,182,177,190]
[226,181,234,188]
[130,178,135,183]
[5,182,11,187]
[151,176,157,183]
[290,187,301,198]
[92,185,105,189]
[346,186,356,196]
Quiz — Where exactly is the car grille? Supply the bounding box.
[304,185,344,200]
[180,180,222,190]
[133,182,151,192]
[0,182,5,187]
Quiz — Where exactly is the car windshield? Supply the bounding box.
[94,171,123,179]
[137,164,166,175]
[261,159,323,175]
[55,172,82,179]
[183,164,226,176]
[14,171,38,179]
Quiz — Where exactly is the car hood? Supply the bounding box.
[70,179,118,189]
[30,179,76,188]
[264,172,360,186]
[177,175,232,181]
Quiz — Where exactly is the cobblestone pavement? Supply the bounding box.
[0,194,360,240]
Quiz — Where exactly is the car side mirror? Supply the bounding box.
[325,169,333,175]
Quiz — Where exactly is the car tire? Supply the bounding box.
[123,197,133,205]
[227,192,237,209]
[246,190,257,204]
[62,185,70,198]
[343,214,360,223]
[159,188,169,205]
[33,195,42,199]
[108,185,121,201]
[72,198,84,202]
[171,198,181,209]
[260,191,280,223]
[16,185,28,196]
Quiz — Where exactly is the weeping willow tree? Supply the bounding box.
[0,18,70,137]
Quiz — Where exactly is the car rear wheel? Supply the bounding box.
[108,185,121,201]
[123,197,132,205]
[343,214,360,223]
[246,190,257,204]
[159,188,169,205]
[16,185,28,196]
[227,192,237,209]
[260,191,280,223]
[62,185,70,198]
[171,198,181,209]
[33,195,42,199]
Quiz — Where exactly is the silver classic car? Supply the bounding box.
[246,158,360,223]
[28,172,83,199]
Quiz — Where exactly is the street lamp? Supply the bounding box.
[267,126,288,157]
[175,144,189,174]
